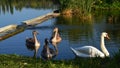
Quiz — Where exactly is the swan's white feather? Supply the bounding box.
[71,46,105,58]
[70,32,110,58]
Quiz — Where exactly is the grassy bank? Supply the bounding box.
[0,52,120,68]
[93,0,120,10]
[58,0,120,20]
[59,0,93,19]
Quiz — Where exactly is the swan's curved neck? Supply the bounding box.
[33,33,38,43]
[54,30,58,39]
[101,35,109,56]
[46,45,50,54]
[33,33,39,58]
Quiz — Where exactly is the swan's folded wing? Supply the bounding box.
[70,47,92,57]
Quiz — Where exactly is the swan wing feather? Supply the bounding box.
[71,46,105,58]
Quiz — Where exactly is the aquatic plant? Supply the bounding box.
[59,0,94,18]
[59,0,120,19]
[93,0,120,9]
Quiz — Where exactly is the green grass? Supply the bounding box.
[59,0,120,17]
[0,53,120,68]
[59,0,94,15]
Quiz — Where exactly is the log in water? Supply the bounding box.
[0,11,60,41]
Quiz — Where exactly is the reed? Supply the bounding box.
[59,0,120,19]
[93,0,120,10]
[59,0,95,19]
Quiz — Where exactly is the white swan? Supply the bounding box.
[70,32,110,58]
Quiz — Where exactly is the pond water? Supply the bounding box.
[0,0,120,60]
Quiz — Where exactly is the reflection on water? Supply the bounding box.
[0,1,120,60]
[56,16,94,44]
[55,10,120,58]
[0,0,59,14]
[93,10,120,45]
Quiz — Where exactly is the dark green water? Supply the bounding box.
[0,0,120,60]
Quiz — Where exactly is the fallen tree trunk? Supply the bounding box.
[22,12,60,26]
